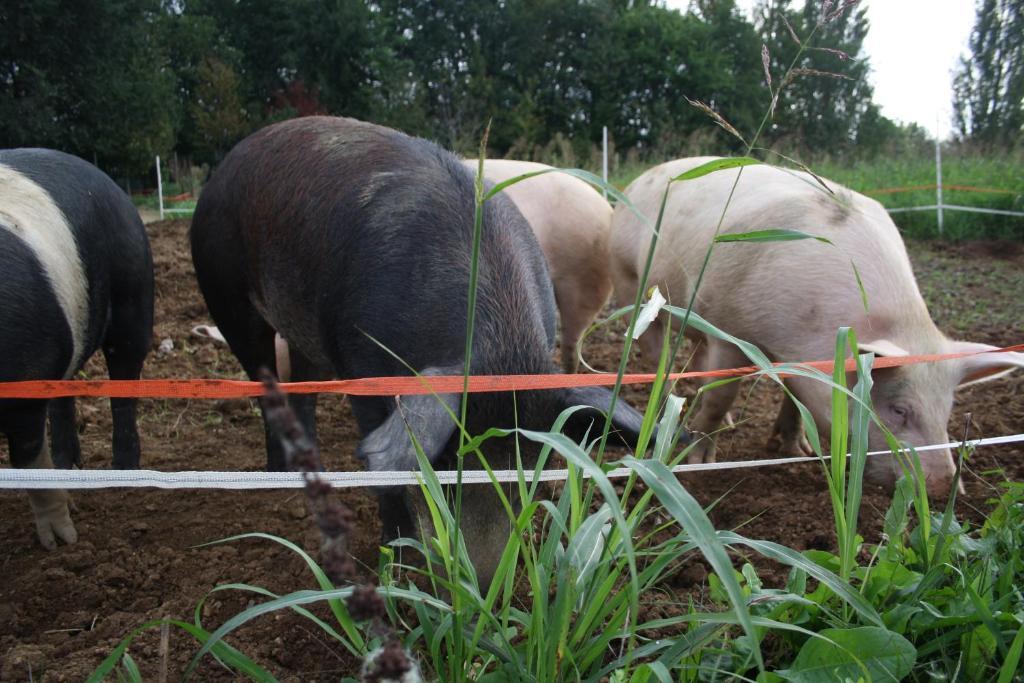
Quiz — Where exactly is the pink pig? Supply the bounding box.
[610,157,1023,497]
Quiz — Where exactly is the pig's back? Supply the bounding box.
[620,158,931,361]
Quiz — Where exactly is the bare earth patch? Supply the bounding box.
[1,220,1021,680]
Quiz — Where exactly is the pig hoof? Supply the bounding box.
[28,491,78,550]
[685,435,717,464]
[34,508,78,550]
[767,431,813,457]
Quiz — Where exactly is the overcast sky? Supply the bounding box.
[666,0,978,139]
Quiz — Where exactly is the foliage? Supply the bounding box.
[953,0,1024,149]
[753,0,878,156]
[89,148,1024,682]
[89,321,1024,680]
[69,2,1024,678]
[816,151,1024,240]
[1,0,926,178]
[188,57,252,163]
[0,0,177,176]
[724,476,1024,681]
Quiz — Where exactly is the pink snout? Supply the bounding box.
[865,447,962,498]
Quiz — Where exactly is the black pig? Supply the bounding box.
[190,117,649,582]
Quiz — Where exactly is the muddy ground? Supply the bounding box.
[1,219,1022,680]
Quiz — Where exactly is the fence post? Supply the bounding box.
[934,138,943,236]
[602,126,609,199]
[156,155,164,221]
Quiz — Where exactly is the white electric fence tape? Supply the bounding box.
[1,434,1021,491]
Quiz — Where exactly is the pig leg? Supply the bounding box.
[554,272,612,373]
[103,282,153,469]
[687,341,747,464]
[5,403,77,549]
[688,340,734,427]
[284,347,323,465]
[48,397,81,468]
[350,397,416,544]
[557,299,585,374]
[767,386,814,456]
[208,304,285,470]
[406,479,516,590]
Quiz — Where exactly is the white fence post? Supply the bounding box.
[935,139,943,236]
[602,126,609,199]
[155,155,164,221]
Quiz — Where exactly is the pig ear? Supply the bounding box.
[948,341,1024,387]
[559,386,647,449]
[860,339,910,358]
[357,368,462,471]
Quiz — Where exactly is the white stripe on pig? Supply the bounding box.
[0,163,88,377]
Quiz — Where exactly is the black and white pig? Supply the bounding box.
[189,116,650,583]
[1,149,154,548]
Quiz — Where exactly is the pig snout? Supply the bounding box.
[864,445,960,497]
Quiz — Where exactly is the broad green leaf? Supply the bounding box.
[778,626,916,682]
[566,503,612,598]
[964,622,999,681]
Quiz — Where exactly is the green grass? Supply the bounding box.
[130,177,198,215]
[818,154,1024,241]
[90,323,1024,681]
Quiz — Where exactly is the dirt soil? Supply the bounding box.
[2,219,1022,681]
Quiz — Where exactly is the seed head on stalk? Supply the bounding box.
[259,370,420,682]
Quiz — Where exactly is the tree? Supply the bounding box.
[754,0,878,156]
[189,57,253,163]
[953,0,1024,148]
[0,0,177,176]
[183,0,395,126]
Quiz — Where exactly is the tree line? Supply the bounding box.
[2,0,1017,186]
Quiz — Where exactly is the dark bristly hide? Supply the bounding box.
[190,116,649,584]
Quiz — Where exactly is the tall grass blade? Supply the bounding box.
[88,619,275,683]
[997,624,1024,683]
[713,228,833,244]
[185,587,450,677]
[670,156,760,182]
[715,532,884,627]
[193,532,363,648]
[619,457,765,673]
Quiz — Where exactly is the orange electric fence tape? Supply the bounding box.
[865,183,1020,196]
[1,344,1021,400]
